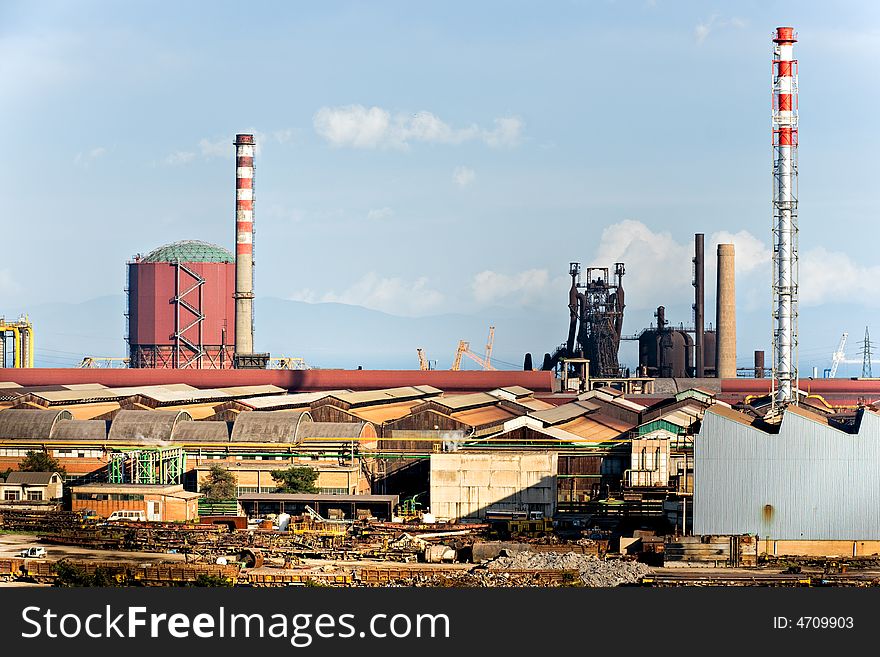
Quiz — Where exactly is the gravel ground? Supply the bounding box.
[487,551,654,587]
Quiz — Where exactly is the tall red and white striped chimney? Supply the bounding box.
[771,27,799,409]
[233,133,255,356]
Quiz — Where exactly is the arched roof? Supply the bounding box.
[230,411,312,443]
[107,410,193,444]
[0,409,73,441]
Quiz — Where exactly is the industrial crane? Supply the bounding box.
[829,332,848,378]
[450,326,496,371]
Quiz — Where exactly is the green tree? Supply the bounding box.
[271,466,319,494]
[18,450,65,474]
[201,465,237,500]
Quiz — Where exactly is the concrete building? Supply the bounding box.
[429,452,557,521]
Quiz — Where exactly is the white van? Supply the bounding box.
[107,510,147,522]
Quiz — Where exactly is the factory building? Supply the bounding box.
[127,240,236,369]
[429,452,557,522]
[694,405,880,543]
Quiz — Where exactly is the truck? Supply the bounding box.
[19,547,46,559]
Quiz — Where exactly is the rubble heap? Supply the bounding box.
[488,551,653,587]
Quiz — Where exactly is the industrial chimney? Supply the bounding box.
[771,26,799,408]
[716,244,736,379]
[233,133,255,358]
[693,233,705,377]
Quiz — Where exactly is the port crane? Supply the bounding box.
[451,326,496,371]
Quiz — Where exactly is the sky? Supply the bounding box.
[2,1,880,373]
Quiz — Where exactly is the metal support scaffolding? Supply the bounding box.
[108,447,186,485]
[771,26,799,410]
[0,316,34,368]
[173,261,206,369]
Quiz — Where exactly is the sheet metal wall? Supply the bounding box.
[694,410,880,539]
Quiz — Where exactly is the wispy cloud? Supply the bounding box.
[695,15,746,44]
[74,146,107,168]
[367,207,394,220]
[313,105,523,150]
[453,166,476,188]
[471,269,555,305]
[164,150,196,166]
[290,272,444,316]
[165,129,293,164]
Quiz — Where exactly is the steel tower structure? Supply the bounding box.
[771,27,799,409]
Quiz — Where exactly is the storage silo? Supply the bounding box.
[126,240,235,369]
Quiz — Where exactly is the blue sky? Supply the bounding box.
[2,1,880,373]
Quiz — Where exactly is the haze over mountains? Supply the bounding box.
[2,294,863,377]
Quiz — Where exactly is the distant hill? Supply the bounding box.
[2,295,856,374]
[5,295,559,370]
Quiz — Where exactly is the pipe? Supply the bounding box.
[715,244,736,379]
[693,234,705,377]
[233,133,256,358]
[754,350,765,378]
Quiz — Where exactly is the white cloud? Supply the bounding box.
[74,146,106,168]
[592,219,880,311]
[471,269,553,305]
[695,15,746,44]
[196,129,293,159]
[367,207,394,220]
[709,230,768,274]
[164,150,196,166]
[453,166,476,188]
[290,272,444,316]
[313,105,523,150]
[800,248,880,307]
[199,136,230,158]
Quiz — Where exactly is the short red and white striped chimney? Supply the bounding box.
[233,133,255,356]
[771,27,799,409]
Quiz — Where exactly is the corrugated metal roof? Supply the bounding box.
[51,419,108,441]
[430,393,499,411]
[528,401,597,426]
[107,410,193,443]
[0,409,73,440]
[140,240,234,263]
[5,471,61,485]
[296,422,369,440]
[230,411,311,443]
[172,421,230,442]
[557,414,631,441]
[350,400,422,424]
[451,405,519,427]
[327,386,441,407]
[239,391,348,410]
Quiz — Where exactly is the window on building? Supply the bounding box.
[4,490,20,501]
[320,488,347,495]
[26,490,42,501]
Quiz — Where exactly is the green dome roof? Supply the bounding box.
[141,240,234,263]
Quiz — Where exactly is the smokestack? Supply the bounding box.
[693,233,705,377]
[754,350,765,378]
[234,133,255,357]
[771,26,799,408]
[716,244,736,379]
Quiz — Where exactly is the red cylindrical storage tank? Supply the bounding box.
[127,240,235,369]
